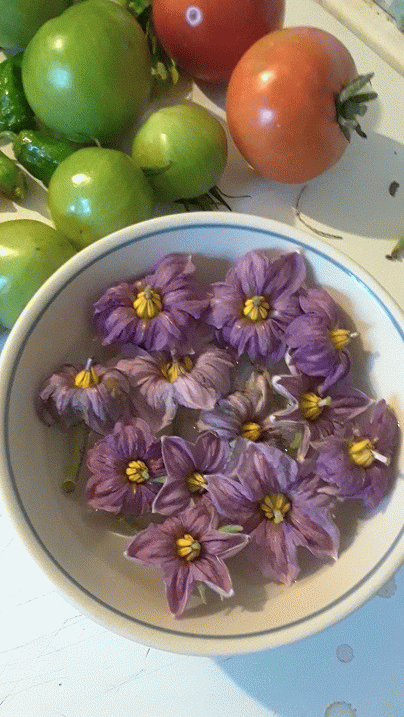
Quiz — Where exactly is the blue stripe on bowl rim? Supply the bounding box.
[3,222,404,641]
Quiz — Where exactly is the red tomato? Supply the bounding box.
[152,0,285,84]
[226,27,359,183]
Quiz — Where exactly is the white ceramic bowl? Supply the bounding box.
[0,212,403,656]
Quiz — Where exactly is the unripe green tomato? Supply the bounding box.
[48,147,156,250]
[22,0,152,142]
[0,219,76,329]
[131,103,228,201]
[0,0,71,49]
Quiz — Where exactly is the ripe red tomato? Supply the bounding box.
[152,0,285,84]
[226,27,360,183]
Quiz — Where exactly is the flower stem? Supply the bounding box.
[62,422,89,494]
[386,236,404,260]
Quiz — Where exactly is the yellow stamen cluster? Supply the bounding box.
[240,421,262,441]
[347,438,374,467]
[161,355,193,383]
[329,327,356,350]
[299,392,332,420]
[74,365,99,389]
[125,459,149,484]
[133,284,163,320]
[347,437,391,468]
[176,534,201,561]
[243,295,270,322]
[186,472,207,494]
[260,493,291,524]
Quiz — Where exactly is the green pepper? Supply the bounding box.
[12,129,82,186]
[0,148,25,200]
[0,53,36,134]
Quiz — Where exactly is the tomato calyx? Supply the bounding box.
[386,235,404,261]
[336,72,377,141]
[174,185,233,212]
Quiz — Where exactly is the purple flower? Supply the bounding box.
[84,418,164,514]
[37,358,132,434]
[117,344,233,426]
[314,400,399,508]
[285,288,358,390]
[271,372,372,461]
[92,253,209,352]
[125,502,249,616]
[153,432,231,516]
[199,371,293,448]
[208,442,339,585]
[208,250,305,363]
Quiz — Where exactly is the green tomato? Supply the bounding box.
[48,147,155,250]
[22,0,152,142]
[0,219,76,329]
[0,0,71,49]
[131,103,228,202]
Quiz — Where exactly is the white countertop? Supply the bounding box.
[1,1,404,715]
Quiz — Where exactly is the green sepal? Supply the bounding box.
[336,72,377,141]
[218,525,244,534]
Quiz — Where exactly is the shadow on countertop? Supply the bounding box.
[215,563,404,717]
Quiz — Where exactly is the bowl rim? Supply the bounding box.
[0,211,403,656]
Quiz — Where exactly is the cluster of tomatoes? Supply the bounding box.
[0,0,376,330]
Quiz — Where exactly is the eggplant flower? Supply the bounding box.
[117,344,233,426]
[314,400,399,508]
[208,442,340,585]
[92,253,209,352]
[285,288,358,391]
[84,418,164,515]
[208,250,306,363]
[125,502,249,616]
[153,432,231,515]
[271,372,372,461]
[199,371,292,448]
[37,358,132,434]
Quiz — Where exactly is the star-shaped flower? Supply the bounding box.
[125,503,249,616]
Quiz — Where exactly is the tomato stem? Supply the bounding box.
[174,185,233,212]
[336,73,377,141]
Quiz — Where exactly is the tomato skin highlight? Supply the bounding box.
[21,0,152,142]
[152,0,285,84]
[226,27,358,183]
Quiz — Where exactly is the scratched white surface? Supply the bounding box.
[1,1,404,716]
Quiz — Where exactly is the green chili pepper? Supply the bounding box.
[0,149,25,200]
[0,53,36,134]
[12,129,82,186]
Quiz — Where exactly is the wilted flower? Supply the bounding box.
[125,502,249,616]
[285,288,358,390]
[37,358,132,434]
[271,371,372,461]
[199,371,292,448]
[84,418,164,515]
[153,432,231,515]
[314,400,399,508]
[208,442,340,585]
[208,250,305,363]
[117,344,233,426]
[92,253,209,352]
